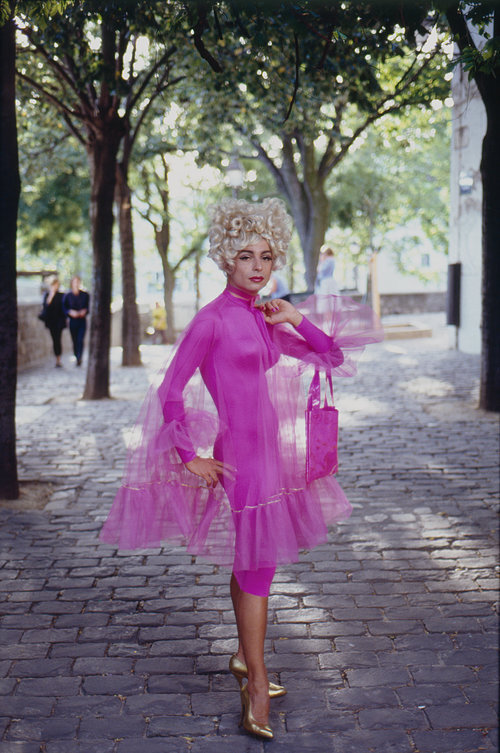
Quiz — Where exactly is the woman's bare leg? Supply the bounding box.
[230,573,269,724]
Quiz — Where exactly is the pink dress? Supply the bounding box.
[100,285,383,586]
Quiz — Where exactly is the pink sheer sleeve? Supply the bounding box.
[158,314,215,462]
[270,294,383,376]
[269,315,344,370]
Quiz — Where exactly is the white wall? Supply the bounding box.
[448,63,486,354]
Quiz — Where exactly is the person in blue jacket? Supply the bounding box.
[63,276,90,366]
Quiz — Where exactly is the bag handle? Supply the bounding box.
[307,369,335,411]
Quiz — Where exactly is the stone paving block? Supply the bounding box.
[0,698,54,717]
[78,715,145,739]
[264,653,319,672]
[73,657,134,675]
[31,602,81,615]
[53,613,109,628]
[147,715,215,736]
[111,612,165,627]
[117,739,189,753]
[54,695,122,717]
[439,647,498,666]
[396,683,468,708]
[134,657,195,675]
[285,706,356,733]
[334,635,392,651]
[0,679,16,694]
[423,616,483,633]
[190,736,264,752]
[410,666,478,684]
[0,744,42,753]
[124,693,189,716]
[0,661,11,679]
[0,630,23,644]
[9,659,73,679]
[146,674,210,695]
[78,626,138,643]
[319,651,377,670]
[82,675,145,695]
[190,690,239,716]
[0,645,49,661]
[358,707,428,730]
[393,633,454,651]
[456,632,498,650]
[367,619,423,636]
[107,642,149,658]
[138,625,196,642]
[272,638,332,654]
[50,642,108,658]
[377,649,439,666]
[16,676,81,698]
[425,702,497,728]
[20,629,78,644]
[309,621,366,637]
[46,744,114,753]
[149,639,208,656]
[411,729,496,752]
[346,668,411,688]
[6,717,78,741]
[328,687,399,709]
[166,610,219,624]
[0,615,52,629]
[275,608,329,623]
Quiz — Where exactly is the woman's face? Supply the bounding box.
[227,239,273,294]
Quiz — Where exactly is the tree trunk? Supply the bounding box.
[116,163,142,366]
[0,8,20,499]
[290,186,329,290]
[479,91,500,411]
[162,263,176,344]
[195,253,201,312]
[83,125,123,400]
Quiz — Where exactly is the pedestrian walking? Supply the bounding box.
[315,246,339,295]
[100,197,383,739]
[151,302,168,344]
[63,276,89,366]
[38,275,66,367]
[268,271,291,301]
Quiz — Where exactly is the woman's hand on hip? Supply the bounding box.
[258,298,303,327]
[185,457,235,488]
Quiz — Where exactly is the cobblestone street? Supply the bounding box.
[1,313,498,753]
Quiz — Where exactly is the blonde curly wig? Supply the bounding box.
[208,197,292,274]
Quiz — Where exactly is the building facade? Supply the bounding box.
[448,64,486,354]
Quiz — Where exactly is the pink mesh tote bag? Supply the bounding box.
[305,369,339,484]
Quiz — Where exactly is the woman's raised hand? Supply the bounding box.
[258,299,303,327]
[185,457,235,488]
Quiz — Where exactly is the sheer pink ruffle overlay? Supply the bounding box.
[100,287,383,569]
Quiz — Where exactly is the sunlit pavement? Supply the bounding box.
[1,312,498,752]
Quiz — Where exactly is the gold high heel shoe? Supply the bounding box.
[229,654,286,698]
[239,684,273,740]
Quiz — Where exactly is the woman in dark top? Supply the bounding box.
[40,276,67,367]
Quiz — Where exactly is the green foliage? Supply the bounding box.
[16,70,90,257]
[435,0,500,78]
[328,105,450,280]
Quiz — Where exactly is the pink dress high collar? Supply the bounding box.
[224,283,259,304]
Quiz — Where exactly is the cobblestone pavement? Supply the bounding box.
[1,314,498,753]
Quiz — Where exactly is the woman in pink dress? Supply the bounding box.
[100,197,383,739]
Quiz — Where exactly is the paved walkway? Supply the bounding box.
[1,313,498,753]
